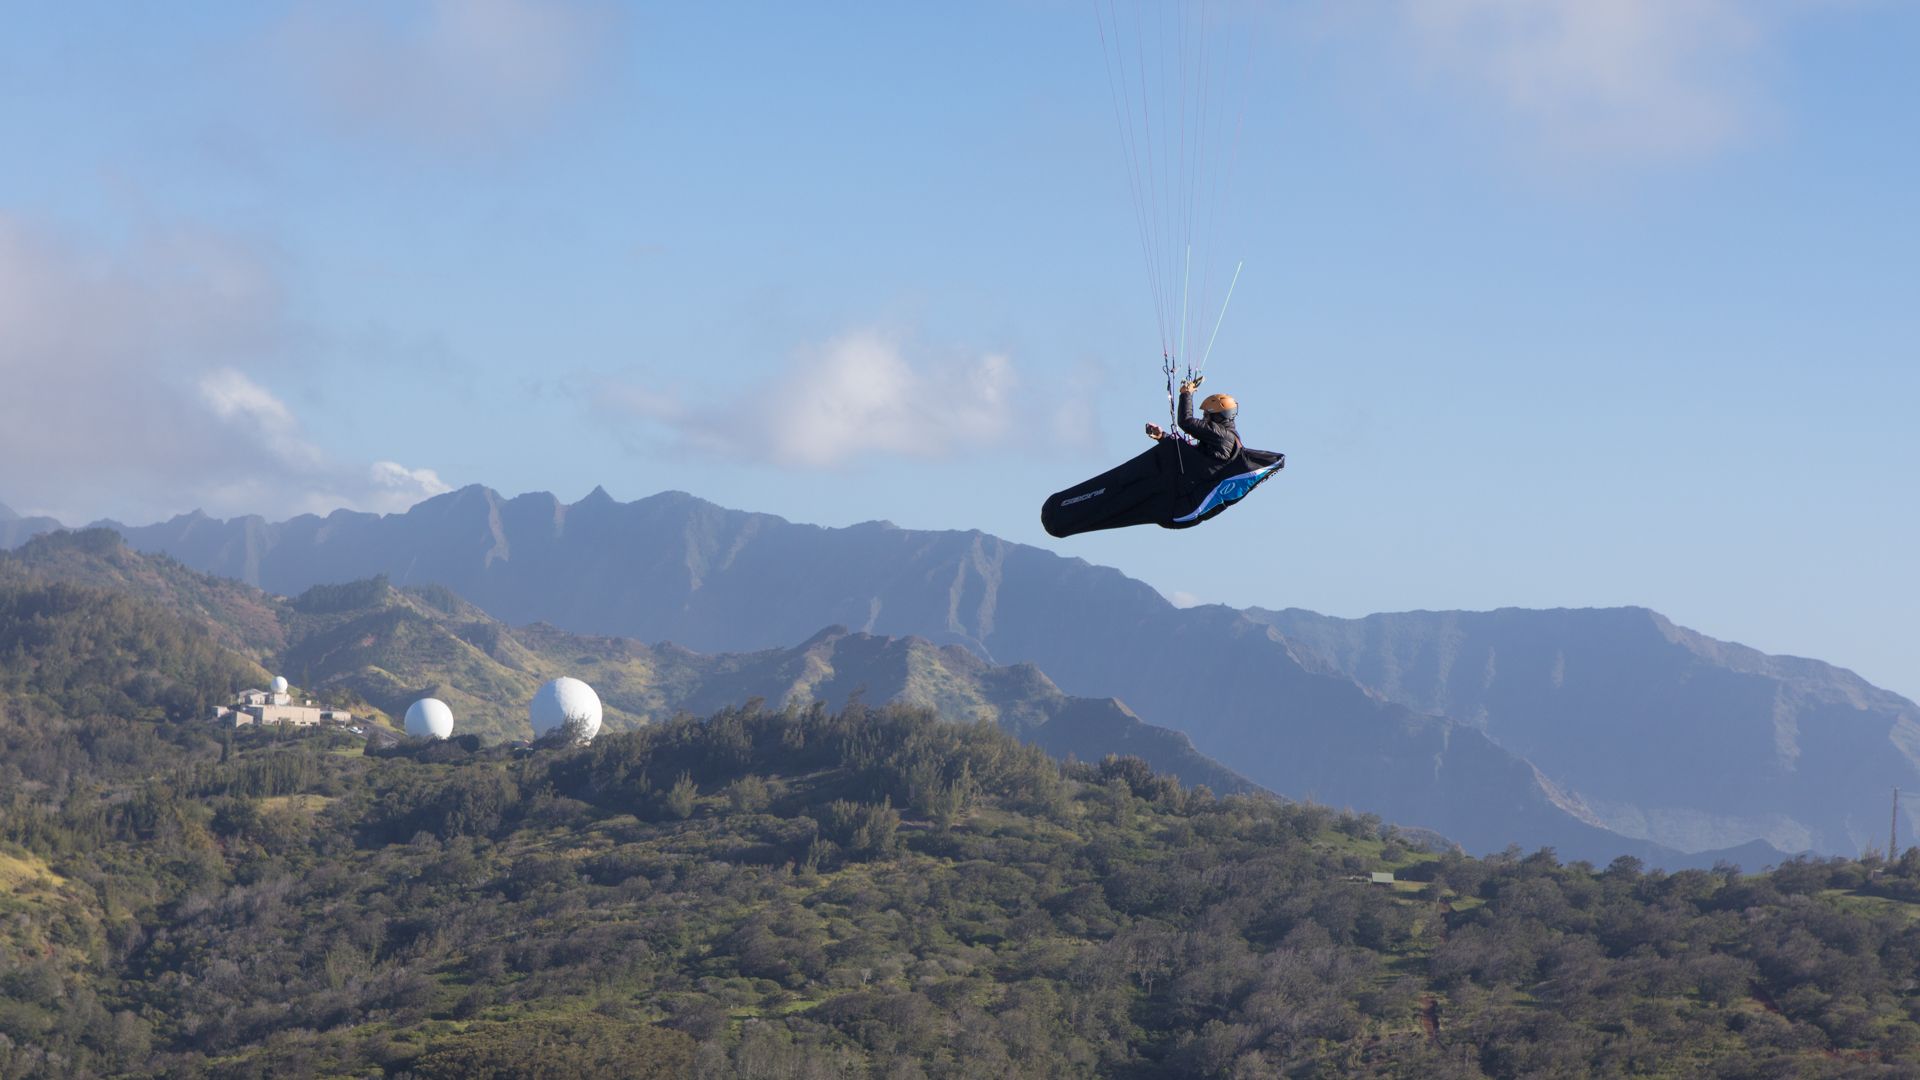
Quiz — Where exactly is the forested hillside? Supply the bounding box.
[48,485,1725,863]
[3,584,1920,1078]
[0,531,1250,795]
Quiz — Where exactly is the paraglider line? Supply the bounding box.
[1179,245,1191,367]
[1095,0,1170,351]
[1197,259,1243,374]
[1132,0,1168,344]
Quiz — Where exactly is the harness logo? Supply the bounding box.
[1171,463,1280,524]
[1060,488,1106,507]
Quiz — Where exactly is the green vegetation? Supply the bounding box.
[0,530,284,657]
[4,567,1920,1077]
[0,535,1262,803]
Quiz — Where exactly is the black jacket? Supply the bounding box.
[1176,387,1240,461]
[1040,393,1284,538]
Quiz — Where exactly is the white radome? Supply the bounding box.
[271,675,289,693]
[529,676,602,743]
[405,697,455,740]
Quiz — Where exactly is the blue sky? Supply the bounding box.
[1,1,1915,699]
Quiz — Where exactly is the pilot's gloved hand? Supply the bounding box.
[1144,423,1165,441]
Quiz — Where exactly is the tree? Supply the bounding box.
[665,772,698,819]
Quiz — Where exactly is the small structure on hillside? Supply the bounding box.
[213,677,353,729]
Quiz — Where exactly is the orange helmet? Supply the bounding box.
[1200,393,1237,416]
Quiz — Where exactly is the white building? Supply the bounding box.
[212,680,353,729]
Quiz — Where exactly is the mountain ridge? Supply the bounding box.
[0,501,65,550]
[72,485,1641,860]
[0,529,1258,799]
[1248,605,1919,855]
[2,486,1866,865]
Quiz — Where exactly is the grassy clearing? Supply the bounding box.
[0,847,67,891]
[259,794,337,815]
[1818,887,1920,919]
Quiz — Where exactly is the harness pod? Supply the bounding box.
[1041,437,1283,538]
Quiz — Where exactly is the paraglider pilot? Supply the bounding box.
[1039,376,1284,538]
[1145,379,1243,460]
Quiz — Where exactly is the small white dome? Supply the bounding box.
[271,676,289,693]
[405,697,455,740]
[529,677,602,743]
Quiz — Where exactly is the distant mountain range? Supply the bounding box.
[0,500,63,550]
[0,529,1255,799]
[11,485,1906,866]
[1248,606,1919,856]
[10,487,1649,862]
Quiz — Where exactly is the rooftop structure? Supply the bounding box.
[212,677,353,729]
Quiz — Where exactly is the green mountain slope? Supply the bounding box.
[60,483,1735,863]
[4,642,1920,1078]
[0,576,271,1071]
[0,528,283,656]
[1,531,1256,796]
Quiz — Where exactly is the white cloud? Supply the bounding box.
[198,368,327,473]
[200,368,296,426]
[600,329,1057,469]
[368,461,454,507]
[0,216,447,522]
[275,0,619,148]
[190,370,452,515]
[757,332,1017,469]
[1316,0,1807,162]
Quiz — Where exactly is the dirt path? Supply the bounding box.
[1420,994,1442,1045]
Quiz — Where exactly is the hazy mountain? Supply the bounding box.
[30,485,1725,865]
[290,581,1259,795]
[0,530,1253,796]
[0,528,287,656]
[1246,606,1920,857]
[538,621,1260,796]
[0,500,64,550]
